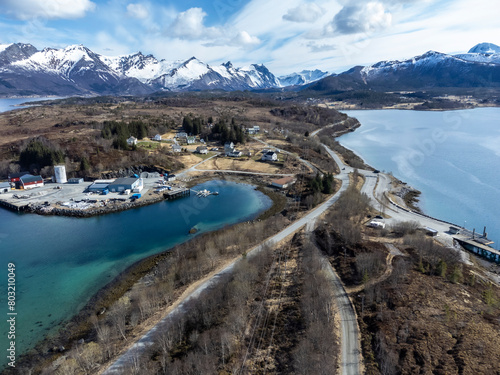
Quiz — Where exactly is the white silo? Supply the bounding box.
[54,165,67,184]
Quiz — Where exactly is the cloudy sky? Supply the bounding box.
[0,0,499,75]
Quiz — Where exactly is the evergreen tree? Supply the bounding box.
[80,156,91,173]
[310,173,323,193]
[19,137,64,171]
[322,173,335,194]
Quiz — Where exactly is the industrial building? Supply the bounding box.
[68,178,84,184]
[88,182,110,193]
[108,177,140,193]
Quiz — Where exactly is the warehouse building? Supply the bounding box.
[108,177,140,193]
[88,182,110,193]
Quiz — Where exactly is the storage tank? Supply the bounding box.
[54,165,67,184]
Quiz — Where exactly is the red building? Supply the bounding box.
[19,175,44,190]
[8,171,30,184]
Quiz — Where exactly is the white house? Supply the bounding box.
[166,174,176,181]
[153,134,162,141]
[246,126,260,135]
[228,150,242,157]
[127,136,138,146]
[176,132,188,139]
[261,151,278,162]
[172,144,182,152]
[196,146,208,154]
[187,136,196,144]
[224,142,235,156]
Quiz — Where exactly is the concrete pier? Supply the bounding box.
[163,188,190,200]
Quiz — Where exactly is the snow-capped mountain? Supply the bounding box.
[279,69,330,87]
[0,43,151,96]
[454,42,500,65]
[0,43,283,96]
[306,43,500,93]
[104,53,281,91]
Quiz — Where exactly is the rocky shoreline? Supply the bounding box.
[25,193,167,217]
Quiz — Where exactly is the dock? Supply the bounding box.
[454,234,499,264]
[0,199,29,212]
[163,187,191,200]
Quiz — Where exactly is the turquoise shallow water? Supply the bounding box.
[0,180,271,367]
[340,108,500,247]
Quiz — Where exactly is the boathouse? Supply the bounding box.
[8,171,29,184]
[20,175,44,189]
[271,176,296,189]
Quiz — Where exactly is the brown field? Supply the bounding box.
[197,156,282,174]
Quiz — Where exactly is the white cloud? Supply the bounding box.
[307,42,336,53]
[169,7,222,40]
[127,3,149,20]
[332,2,392,34]
[283,3,325,23]
[228,31,261,48]
[1,0,96,20]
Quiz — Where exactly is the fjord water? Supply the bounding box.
[0,97,59,112]
[340,108,500,246]
[0,180,271,367]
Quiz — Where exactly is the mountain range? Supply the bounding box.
[0,42,499,97]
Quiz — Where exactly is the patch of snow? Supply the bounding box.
[0,43,13,54]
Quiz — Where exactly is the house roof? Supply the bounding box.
[127,136,137,140]
[9,171,30,179]
[271,176,296,186]
[89,183,109,189]
[110,177,139,186]
[20,175,43,183]
[265,151,276,156]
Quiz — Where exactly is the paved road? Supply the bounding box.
[310,119,348,137]
[322,259,361,375]
[102,146,351,374]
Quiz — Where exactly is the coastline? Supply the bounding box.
[8,178,283,372]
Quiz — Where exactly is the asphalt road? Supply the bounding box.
[102,145,351,374]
